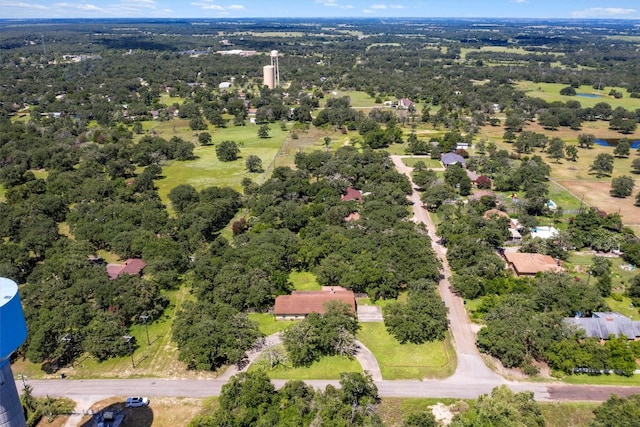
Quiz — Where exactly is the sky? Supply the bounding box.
[1,0,639,20]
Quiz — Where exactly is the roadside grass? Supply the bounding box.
[515,81,640,110]
[357,323,456,380]
[539,402,597,427]
[155,124,288,206]
[289,271,321,291]
[560,373,640,386]
[253,353,362,380]
[247,313,290,336]
[357,292,408,307]
[402,157,443,169]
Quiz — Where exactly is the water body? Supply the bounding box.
[594,138,640,149]
[576,93,604,98]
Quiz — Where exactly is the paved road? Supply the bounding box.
[390,155,503,384]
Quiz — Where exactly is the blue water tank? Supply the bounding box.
[0,278,28,368]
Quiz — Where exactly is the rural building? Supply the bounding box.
[564,312,640,340]
[441,152,466,168]
[274,287,356,320]
[341,187,364,203]
[106,258,146,280]
[398,98,414,109]
[504,252,562,276]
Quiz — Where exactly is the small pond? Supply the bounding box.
[594,138,640,149]
[576,93,604,98]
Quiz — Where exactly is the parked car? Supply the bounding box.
[125,397,149,407]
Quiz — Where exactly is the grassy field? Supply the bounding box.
[357,323,456,380]
[515,81,640,110]
[460,46,565,60]
[252,353,362,380]
[155,123,290,207]
[321,90,377,108]
[539,402,597,427]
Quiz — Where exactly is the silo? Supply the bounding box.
[0,277,28,427]
[263,65,275,89]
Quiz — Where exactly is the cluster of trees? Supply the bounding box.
[282,301,359,367]
[188,370,381,427]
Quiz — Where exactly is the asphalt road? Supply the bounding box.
[24,155,640,413]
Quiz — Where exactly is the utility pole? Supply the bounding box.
[123,335,135,369]
[139,314,150,345]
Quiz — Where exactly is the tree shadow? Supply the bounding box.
[79,401,153,427]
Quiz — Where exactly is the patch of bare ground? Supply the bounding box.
[480,354,553,382]
[558,180,640,226]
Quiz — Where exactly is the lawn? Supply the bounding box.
[402,157,443,169]
[289,271,321,291]
[247,313,291,336]
[321,90,377,108]
[155,124,289,208]
[357,323,456,380]
[252,353,362,380]
[565,253,639,294]
[539,402,597,427]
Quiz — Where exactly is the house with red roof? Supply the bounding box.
[341,187,363,203]
[274,287,356,320]
[106,258,147,280]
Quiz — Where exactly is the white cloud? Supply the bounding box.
[0,1,48,9]
[191,1,245,12]
[316,0,354,9]
[54,2,104,12]
[571,7,637,18]
[511,0,527,3]
[227,4,244,9]
[370,3,404,10]
[371,4,386,9]
[363,8,373,13]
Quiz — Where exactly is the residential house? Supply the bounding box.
[398,98,414,110]
[107,258,146,280]
[504,252,562,276]
[564,312,640,340]
[341,187,364,203]
[274,287,356,320]
[441,152,466,168]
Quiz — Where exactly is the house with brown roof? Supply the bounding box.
[107,258,146,280]
[504,252,562,276]
[341,187,363,203]
[274,287,356,320]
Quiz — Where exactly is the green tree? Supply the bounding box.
[631,158,640,174]
[614,138,631,158]
[189,116,207,131]
[592,394,640,427]
[403,412,439,427]
[198,132,212,146]
[384,292,448,344]
[589,153,614,177]
[578,133,596,149]
[168,184,199,212]
[421,183,456,211]
[215,140,240,162]
[245,155,263,173]
[547,137,565,163]
[216,370,275,427]
[610,175,635,198]
[565,144,579,161]
[451,386,544,427]
[258,124,271,139]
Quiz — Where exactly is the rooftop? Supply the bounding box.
[504,252,561,276]
[274,287,356,317]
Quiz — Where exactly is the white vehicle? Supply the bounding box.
[125,397,149,407]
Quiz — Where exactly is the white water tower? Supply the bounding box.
[270,50,280,88]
